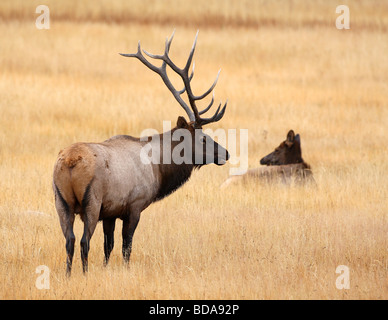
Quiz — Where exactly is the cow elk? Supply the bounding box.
[220,130,314,188]
[53,31,229,275]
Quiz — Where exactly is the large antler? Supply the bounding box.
[119,30,227,126]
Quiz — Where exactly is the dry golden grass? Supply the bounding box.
[0,1,387,299]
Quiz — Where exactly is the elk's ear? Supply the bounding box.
[295,134,301,145]
[286,130,295,147]
[177,116,189,129]
[287,130,295,144]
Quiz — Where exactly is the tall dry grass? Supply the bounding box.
[0,1,387,299]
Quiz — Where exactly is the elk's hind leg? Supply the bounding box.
[80,184,101,274]
[64,215,76,276]
[54,185,75,276]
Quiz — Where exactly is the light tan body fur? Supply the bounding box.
[54,137,159,220]
[53,135,163,274]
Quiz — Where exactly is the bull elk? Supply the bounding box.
[53,31,229,275]
[220,130,314,188]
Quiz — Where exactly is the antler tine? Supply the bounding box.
[183,30,199,72]
[166,29,176,54]
[198,91,214,115]
[193,69,220,101]
[120,41,158,73]
[143,32,183,76]
[178,62,195,95]
[141,29,175,60]
[198,100,228,125]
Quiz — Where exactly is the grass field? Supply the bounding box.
[0,0,387,299]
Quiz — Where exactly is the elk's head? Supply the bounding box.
[120,30,229,167]
[260,130,303,166]
[175,116,229,167]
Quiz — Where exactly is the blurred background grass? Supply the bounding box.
[1,0,388,29]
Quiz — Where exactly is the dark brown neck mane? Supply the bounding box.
[153,127,199,202]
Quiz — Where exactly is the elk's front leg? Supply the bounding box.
[103,218,116,266]
[122,211,140,264]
